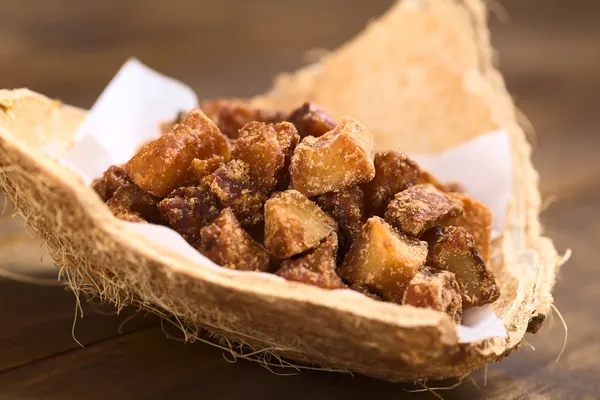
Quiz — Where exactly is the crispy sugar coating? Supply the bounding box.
[208,160,267,227]
[339,217,427,303]
[425,226,500,308]
[232,122,299,191]
[290,116,375,197]
[287,102,337,139]
[385,184,464,237]
[264,190,337,259]
[316,186,365,254]
[92,165,132,202]
[159,184,220,247]
[190,156,224,182]
[126,109,230,197]
[106,183,163,224]
[448,192,493,264]
[199,208,270,272]
[402,267,463,323]
[276,233,345,290]
[361,151,421,216]
[200,98,284,139]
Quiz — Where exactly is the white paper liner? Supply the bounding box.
[55,59,509,343]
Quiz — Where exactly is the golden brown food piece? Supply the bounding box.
[425,226,500,308]
[199,208,271,272]
[232,122,299,191]
[384,184,464,237]
[448,192,493,264]
[339,217,427,303]
[290,117,375,197]
[287,102,337,139]
[200,98,284,139]
[190,156,224,182]
[106,183,163,224]
[402,267,463,323]
[126,109,230,197]
[316,186,365,254]
[208,160,267,227]
[276,233,345,290]
[361,151,421,216]
[92,165,132,202]
[264,190,337,259]
[159,184,220,247]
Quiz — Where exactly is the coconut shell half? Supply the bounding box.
[0,0,560,381]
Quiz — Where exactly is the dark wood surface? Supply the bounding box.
[1,1,599,398]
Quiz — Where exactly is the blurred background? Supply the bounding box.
[1,0,598,398]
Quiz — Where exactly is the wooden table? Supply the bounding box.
[1,1,598,398]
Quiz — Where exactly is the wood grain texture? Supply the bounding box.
[0,0,598,398]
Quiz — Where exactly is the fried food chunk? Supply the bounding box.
[276,233,345,290]
[199,208,270,272]
[190,155,224,182]
[92,165,132,202]
[200,98,284,139]
[316,186,365,254]
[208,160,267,227]
[232,122,299,191]
[425,226,500,308]
[264,190,337,259]
[106,183,163,224]
[448,192,493,264]
[159,184,220,246]
[126,109,230,197]
[290,117,375,196]
[402,267,463,323]
[287,102,337,139]
[361,151,421,216]
[339,217,427,303]
[385,184,463,237]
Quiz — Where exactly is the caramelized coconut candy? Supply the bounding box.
[339,217,427,303]
[290,117,375,197]
[448,192,493,264]
[232,121,299,191]
[159,184,220,246]
[92,165,132,202]
[402,267,463,323]
[106,183,163,224]
[316,186,365,254]
[287,102,337,139]
[385,184,463,237]
[361,151,421,216]
[426,226,500,307]
[208,160,267,227]
[200,98,284,139]
[125,109,230,197]
[276,233,345,290]
[264,190,336,259]
[199,208,270,272]
[190,155,224,182]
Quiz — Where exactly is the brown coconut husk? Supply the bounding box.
[0,0,561,381]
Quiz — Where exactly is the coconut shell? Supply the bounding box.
[0,0,560,381]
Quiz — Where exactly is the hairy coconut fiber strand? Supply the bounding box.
[0,0,561,381]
